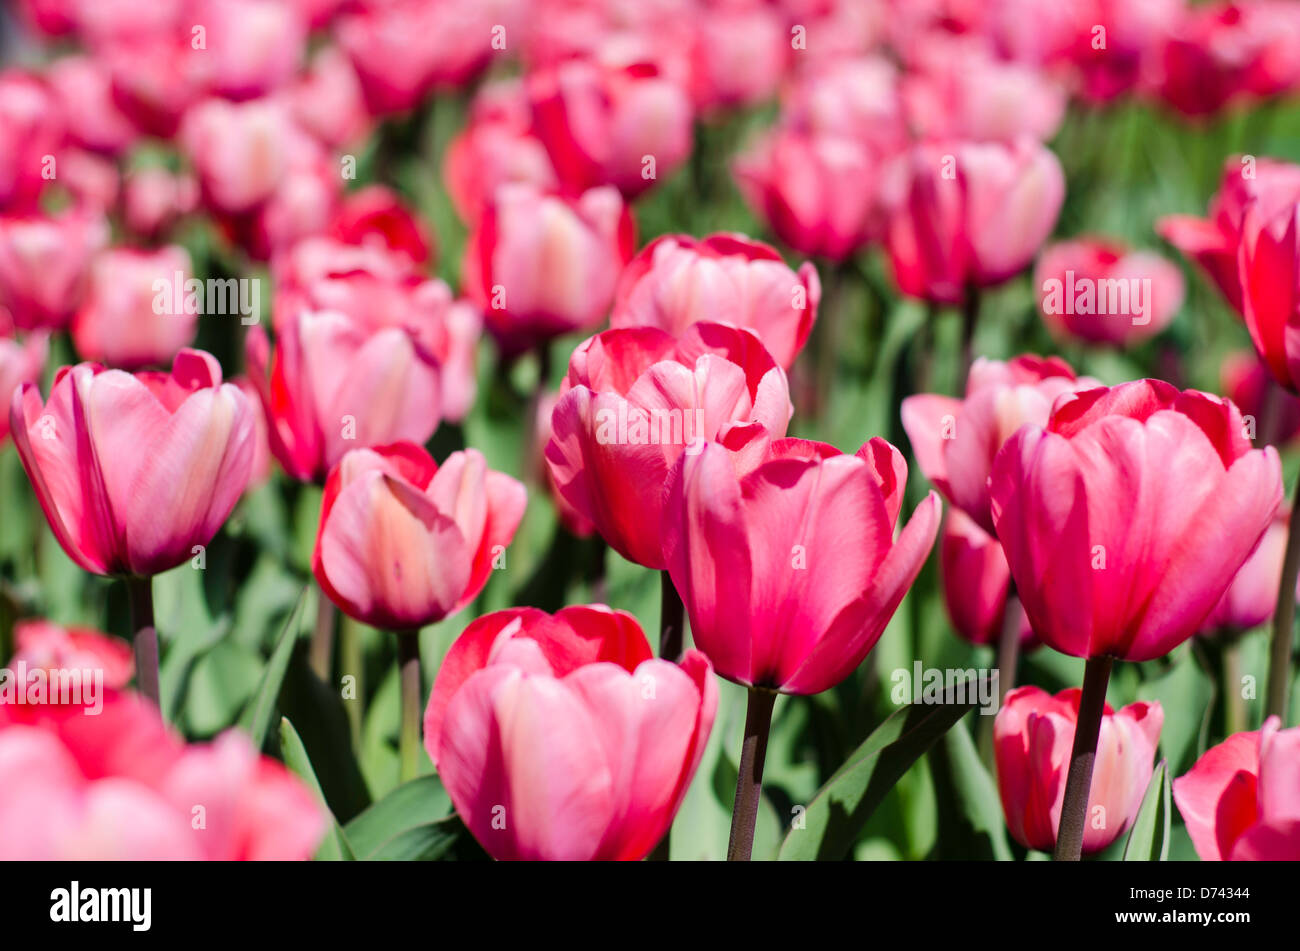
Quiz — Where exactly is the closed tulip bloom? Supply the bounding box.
[99,27,211,139]
[0,210,108,331]
[989,380,1283,660]
[245,310,442,483]
[10,349,255,577]
[463,183,635,356]
[734,127,894,261]
[532,391,594,538]
[902,354,1092,534]
[1173,717,1300,860]
[661,437,941,695]
[1237,193,1300,392]
[46,56,136,156]
[886,137,1065,305]
[546,322,793,569]
[941,508,1034,649]
[122,167,198,241]
[689,4,787,111]
[610,233,821,370]
[195,0,308,101]
[0,72,65,212]
[0,327,47,443]
[1221,349,1300,447]
[994,686,1163,854]
[1202,504,1292,634]
[328,186,435,267]
[1034,238,1185,346]
[9,619,134,692]
[71,246,197,369]
[179,98,295,216]
[780,57,907,153]
[287,45,372,150]
[0,694,325,859]
[424,605,717,860]
[1158,156,1300,312]
[313,443,525,630]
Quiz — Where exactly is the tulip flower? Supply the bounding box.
[994,686,1163,855]
[0,326,47,444]
[529,57,693,199]
[46,55,136,156]
[610,233,821,370]
[71,246,197,370]
[1173,717,1300,861]
[1158,155,1300,312]
[313,442,525,779]
[287,45,372,150]
[1034,239,1185,346]
[9,619,134,694]
[779,56,907,153]
[0,210,109,331]
[988,379,1282,858]
[1222,350,1300,447]
[245,309,443,483]
[662,436,940,858]
[9,349,256,705]
[179,98,298,216]
[195,0,308,101]
[463,183,635,356]
[424,606,717,861]
[0,71,65,213]
[940,508,1033,651]
[0,693,325,859]
[532,391,595,539]
[122,167,198,241]
[98,26,211,138]
[327,185,435,267]
[546,322,793,572]
[688,5,787,112]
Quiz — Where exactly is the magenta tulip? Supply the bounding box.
[941,508,1033,650]
[0,210,108,331]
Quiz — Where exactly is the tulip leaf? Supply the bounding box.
[343,774,455,861]
[238,585,308,749]
[778,674,990,861]
[926,715,1012,860]
[1122,759,1171,862]
[279,716,356,861]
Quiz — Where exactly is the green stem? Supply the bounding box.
[1053,655,1113,861]
[127,576,160,709]
[727,687,777,861]
[659,571,685,661]
[341,615,365,750]
[397,632,423,783]
[958,283,980,395]
[1266,478,1300,722]
[995,579,1020,706]
[1224,636,1247,736]
[310,585,336,682]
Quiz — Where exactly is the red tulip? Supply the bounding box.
[71,246,197,370]
[989,380,1283,660]
[1173,717,1300,860]
[424,605,717,860]
[0,693,325,859]
[610,233,821,370]
[529,57,693,199]
[9,619,134,692]
[313,442,526,630]
[328,186,435,267]
[994,686,1163,854]
[0,71,65,212]
[546,322,792,569]
[941,508,1034,649]
[463,183,635,356]
[245,309,443,483]
[1034,238,1185,346]
[1158,155,1300,312]
[0,209,108,331]
[886,137,1064,305]
[1237,188,1300,392]
[661,437,941,695]
[902,354,1092,535]
[10,349,256,577]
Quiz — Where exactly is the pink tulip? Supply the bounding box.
[886,137,1064,305]
[1221,349,1300,446]
[1202,503,1292,634]
[241,130,341,261]
[533,390,595,538]
[1041,0,1181,104]
[610,233,821,370]
[995,686,1163,854]
[179,98,297,216]
[779,57,907,153]
[989,380,1283,661]
[287,45,372,150]
[1158,156,1300,312]
[58,150,120,213]
[46,56,136,156]
[233,376,273,490]
[0,325,47,443]
[122,167,199,241]
[443,80,559,226]
[463,183,635,356]
[546,322,793,569]
[0,693,325,859]
[245,308,442,483]
[688,4,787,111]
[313,442,526,630]
[1173,717,1300,860]
[193,0,307,101]
[328,186,435,268]
[98,25,210,139]
[902,354,1091,534]
[941,508,1034,649]
[10,619,134,692]
[734,127,895,261]
[424,605,717,860]
[0,71,65,213]
[1236,187,1300,392]
[528,57,693,199]
[71,246,197,370]
[10,349,255,577]
[662,437,940,695]
[0,209,109,331]
[1034,238,1185,346]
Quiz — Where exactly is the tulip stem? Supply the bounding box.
[1053,655,1113,861]
[397,632,423,784]
[1266,481,1300,722]
[1224,636,1247,737]
[310,585,336,682]
[127,576,160,709]
[958,284,980,394]
[659,571,685,661]
[727,687,777,861]
[995,579,1020,706]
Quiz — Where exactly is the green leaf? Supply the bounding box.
[927,715,1012,861]
[344,774,454,861]
[238,586,308,748]
[279,717,356,861]
[778,674,991,861]
[1123,759,1171,861]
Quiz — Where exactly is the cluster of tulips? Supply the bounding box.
[1,0,1299,863]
